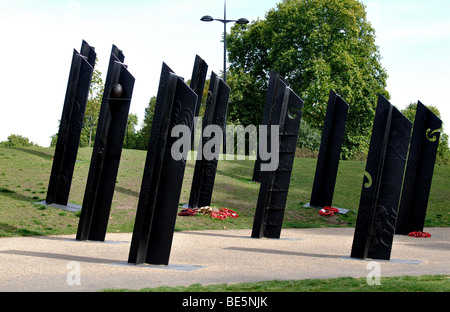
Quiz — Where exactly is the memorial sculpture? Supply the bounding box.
[128,63,198,265]
[46,40,96,208]
[76,45,135,241]
[252,73,304,239]
[351,95,412,260]
[188,72,231,209]
[395,101,442,235]
[190,55,208,119]
[189,55,208,148]
[305,90,348,213]
[252,71,287,182]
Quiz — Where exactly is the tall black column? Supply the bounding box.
[190,55,208,118]
[76,45,134,241]
[351,95,412,260]
[252,84,304,239]
[128,63,198,265]
[189,55,208,149]
[46,40,96,206]
[396,101,442,234]
[308,90,348,209]
[188,72,230,208]
[252,71,287,182]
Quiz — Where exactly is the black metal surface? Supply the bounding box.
[252,85,304,239]
[188,72,230,208]
[309,90,348,208]
[46,40,96,206]
[252,71,288,182]
[396,101,442,234]
[128,63,198,265]
[189,55,208,149]
[351,95,412,260]
[128,63,175,264]
[190,55,208,119]
[76,45,134,241]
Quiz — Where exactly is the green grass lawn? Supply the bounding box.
[0,145,448,237]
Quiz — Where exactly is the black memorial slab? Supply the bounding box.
[396,101,442,234]
[189,55,208,149]
[188,72,230,208]
[306,90,348,213]
[351,95,412,260]
[76,45,134,241]
[46,40,96,207]
[252,71,288,182]
[190,55,208,119]
[128,63,198,265]
[251,84,304,239]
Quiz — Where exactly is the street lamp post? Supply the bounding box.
[201,0,249,82]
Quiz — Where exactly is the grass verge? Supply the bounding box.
[105,275,449,292]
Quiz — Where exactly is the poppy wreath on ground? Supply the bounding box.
[408,231,431,238]
[211,208,238,220]
[178,208,198,216]
[178,206,238,220]
[319,206,339,216]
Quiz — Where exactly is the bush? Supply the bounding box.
[297,122,321,152]
[0,134,38,147]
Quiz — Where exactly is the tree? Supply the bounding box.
[135,96,157,150]
[226,0,389,159]
[123,113,139,149]
[81,59,104,148]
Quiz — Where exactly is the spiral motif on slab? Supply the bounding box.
[179,107,194,128]
[205,163,217,177]
[287,106,301,120]
[426,128,440,142]
[363,171,372,189]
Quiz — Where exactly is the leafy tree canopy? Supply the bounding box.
[226,0,389,158]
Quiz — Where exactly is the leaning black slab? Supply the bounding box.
[252,78,304,239]
[395,101,442,234]
[128,63,198,266]
[76,45,135,242]
[350,95,412,260]
[304,90,349,213]
[252,71,287,182]
[188,72,230,209]
[46,40,96,207]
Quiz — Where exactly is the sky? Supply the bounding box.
[0,0,449,147]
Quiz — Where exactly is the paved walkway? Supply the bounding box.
[0,227,448,292]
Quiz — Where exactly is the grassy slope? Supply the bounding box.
[0,146,448,237]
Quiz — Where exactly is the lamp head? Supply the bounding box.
[201,15,214,22]
[236,18,249,25]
